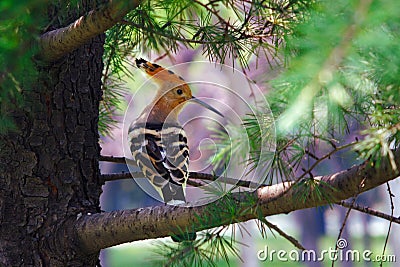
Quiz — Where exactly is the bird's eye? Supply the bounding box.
[176,89,183,95]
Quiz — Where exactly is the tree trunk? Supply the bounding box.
[0,2,105,265]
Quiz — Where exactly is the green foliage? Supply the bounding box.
[209,0,400,189]
[292,178,338,208]
[355,123,400,171]
[119,0,308,65]
[268,0,400,166]
[211,111,277,184]
[154,192,259,267]
[154,232,244,267]
[242,112,276,175]
[0,0,46,134]
[100,36,134,136]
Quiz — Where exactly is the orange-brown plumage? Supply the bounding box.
[134,58,193,123]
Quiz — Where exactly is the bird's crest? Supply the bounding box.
[135,58,186,85]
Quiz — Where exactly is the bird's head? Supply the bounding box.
[135,58,223,122]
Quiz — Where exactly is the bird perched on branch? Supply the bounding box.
[128,58,223,206]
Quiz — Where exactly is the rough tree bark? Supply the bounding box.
[1,0,399,266]
[0,2,104,265]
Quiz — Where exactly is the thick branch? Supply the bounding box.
[37,0,142,62]
[75,150,400,254]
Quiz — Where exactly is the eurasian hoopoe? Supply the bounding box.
[128,58,223,206]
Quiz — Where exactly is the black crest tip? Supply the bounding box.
[135,58,147,68]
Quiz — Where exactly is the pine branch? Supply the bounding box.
[298,141,358,181]
[262,219,305,250]
[338,200,400,224]
[37,0,143,62]
[332,196,358,267]
[119,20,269,45]
[380,183,394,267]
[75,148,400,254]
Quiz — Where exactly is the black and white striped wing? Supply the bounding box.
[128,123,189,203]
[161,126,189,185]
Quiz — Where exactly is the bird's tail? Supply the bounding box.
[161,183,197,242]
[161,182,186,205]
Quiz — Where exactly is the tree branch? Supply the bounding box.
[262,219,306,250]
[75,149,400,254]
[101,171,261,188]
[37,0,143,62]
[100,155,136,165]
[338,200,400,224]
[99,155,261,188]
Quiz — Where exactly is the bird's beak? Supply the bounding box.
[191,97,224,117]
